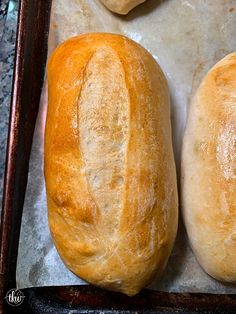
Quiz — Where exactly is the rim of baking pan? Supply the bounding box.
[0,0,235,313]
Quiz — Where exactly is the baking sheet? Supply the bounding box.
[16,0,236,293]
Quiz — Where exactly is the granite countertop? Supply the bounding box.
[0,0,18,207]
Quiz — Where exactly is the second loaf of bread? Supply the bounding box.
[45,33,178,296]
[182,53,236,283]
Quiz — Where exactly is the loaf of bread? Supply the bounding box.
[45,33,178,296]
[182,53,236,283]
[99,0,146,14]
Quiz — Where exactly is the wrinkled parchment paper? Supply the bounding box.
[17,0,236,293]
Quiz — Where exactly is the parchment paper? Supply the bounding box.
[17,0,236,293]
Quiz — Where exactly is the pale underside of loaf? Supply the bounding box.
[45,34,178,296]
[182,52,236,283]
[99,0,146,15]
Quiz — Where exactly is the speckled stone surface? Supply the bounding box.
[0,0,19,207]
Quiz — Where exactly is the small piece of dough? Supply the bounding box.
[99,0,146,14]
[45,33,178,296]
[182,52,236,283]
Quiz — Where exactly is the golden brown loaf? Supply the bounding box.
[99,0,146,14]
[45,33,178,296]
[182,53,236,283]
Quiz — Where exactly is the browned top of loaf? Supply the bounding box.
[45,33,178,296]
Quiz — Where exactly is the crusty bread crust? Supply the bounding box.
[45,33,178,296]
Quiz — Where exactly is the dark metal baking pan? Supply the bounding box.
[0,0,236,313]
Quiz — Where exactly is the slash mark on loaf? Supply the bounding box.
[78,46,129,233]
